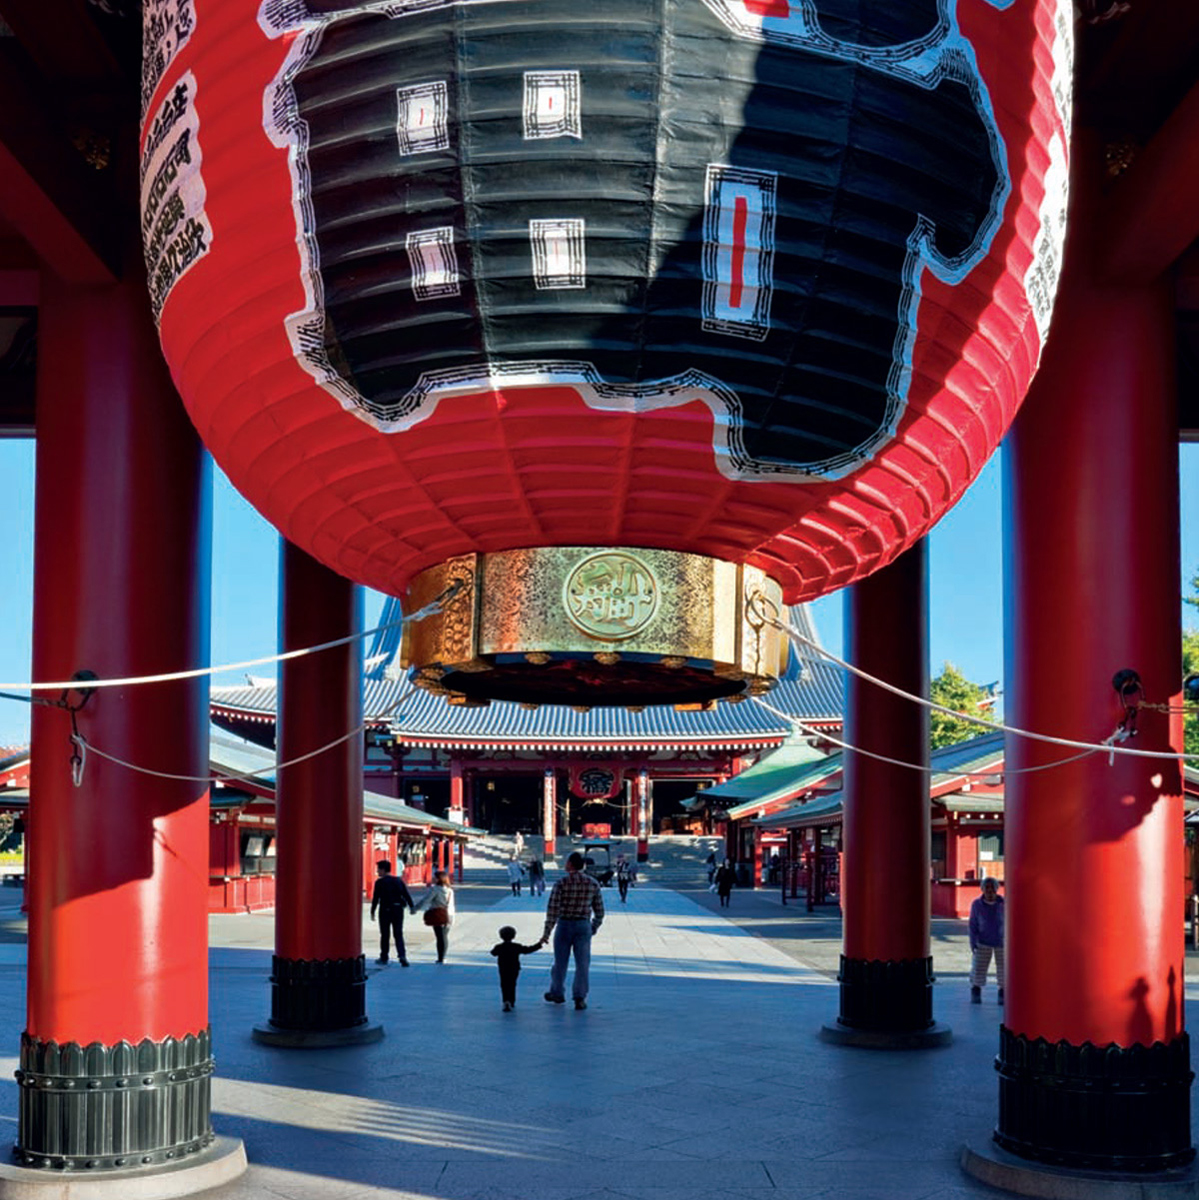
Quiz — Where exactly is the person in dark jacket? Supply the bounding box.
[714,858,737,908]
[968,876,1005,1003]
[370,860,415,966]
[527,858,545,897]
[616,855,631,903]
[490,925,542,1011]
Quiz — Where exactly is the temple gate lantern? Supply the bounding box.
[140,0,1072,707]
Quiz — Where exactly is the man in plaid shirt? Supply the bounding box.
[539,851,605,1010]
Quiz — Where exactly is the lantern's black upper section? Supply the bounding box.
[269,0,1003,478]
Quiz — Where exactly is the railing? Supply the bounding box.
[781,852,840,910]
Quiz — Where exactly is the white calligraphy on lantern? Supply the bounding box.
[141,0,195,119]
[140,70,212,323]
[530,218,586,289]
[523,71,582,140]
[1025,0,1072,347]
[406,227,461,300]
[396,81,450,155]
[702,164,777,342]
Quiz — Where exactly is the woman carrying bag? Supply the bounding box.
[416,869,455,962]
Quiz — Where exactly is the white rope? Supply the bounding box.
[751,697,1100,779]
[77,683,420,786]
[0,589,452,694]
[776,616,1197,763]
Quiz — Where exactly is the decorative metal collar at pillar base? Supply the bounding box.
[13,1029,220,1173]
[820,955,952,1049]
[992,1026,1195,1174]
[252,955,384,1047]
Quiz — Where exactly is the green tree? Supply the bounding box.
[929,662,994,749]
[1185,631,1199,757]
[1184,567,1199,755]
[1186,567,1199,614]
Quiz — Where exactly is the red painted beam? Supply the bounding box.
[1100,76,1199,284]
[0,0,126,94]
[0,270,39,306]
[0,46,123,282]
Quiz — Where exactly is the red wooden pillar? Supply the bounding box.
[823,539,948,1047]
[211,816,241,890]
[636,768,651,863]
[808,828,825,913]
[254,542,381,1046]
[985,139,1191,1172]
[449,761,465,823]
[23,264,244,1181]
[463,768,475,827]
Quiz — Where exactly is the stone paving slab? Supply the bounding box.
[204,883,1199,1199]
[0,885,1194,1198]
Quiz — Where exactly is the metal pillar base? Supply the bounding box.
[962,1140,1199,1200]
[820,1019,952,1049]
[254,955,381,1046]
[0,1137,245,1200]
[995,1027,1194,1173]
[251,1022,384,1048]
[831,954,946,1040]
[14,1030,216,1173]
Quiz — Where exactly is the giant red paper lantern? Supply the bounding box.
[140,0,1071,702]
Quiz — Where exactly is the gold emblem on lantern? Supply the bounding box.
[563,552,659,641]
[403,545,785,706]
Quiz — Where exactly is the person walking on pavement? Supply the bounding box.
[713,858,737,908]
[539,851,604,1010]
[506,857,525,896]
[416,869,456,963]
[616,854,631,903]
[527,858,545,897]
[968,876,1005,1004]
[370,860,415,966]
[490,925,542,1012]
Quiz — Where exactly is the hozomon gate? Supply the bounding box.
[0,0,1197,1195]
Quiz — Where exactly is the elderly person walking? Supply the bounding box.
[968,876,1005,1004]
[539,851,604,1010]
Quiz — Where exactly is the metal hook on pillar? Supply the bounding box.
[1105,668,1144,763]
[69,730,86,789]
[56,670,97,789]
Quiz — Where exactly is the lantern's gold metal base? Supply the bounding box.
[401,547,786,708]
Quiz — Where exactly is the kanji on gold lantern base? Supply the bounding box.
[402,547,785,708]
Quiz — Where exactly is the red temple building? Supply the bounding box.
[210,600,844,842]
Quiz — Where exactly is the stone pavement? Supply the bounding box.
[0,883,1195,1199]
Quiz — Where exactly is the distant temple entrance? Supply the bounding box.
[210,602,846,843]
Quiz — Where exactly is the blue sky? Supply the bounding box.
[0,437,1196,745]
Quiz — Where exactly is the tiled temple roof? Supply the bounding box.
[211,602,844,751]
[208,732,477,835]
